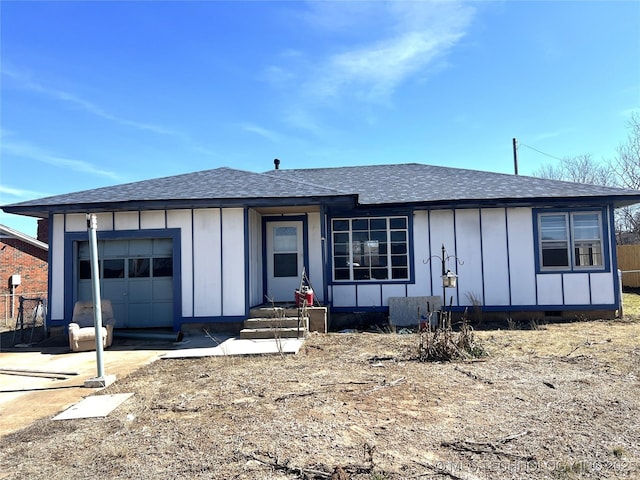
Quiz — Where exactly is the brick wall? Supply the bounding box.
[0,237,48,324]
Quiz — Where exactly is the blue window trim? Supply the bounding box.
[62,228,182,332]
[532,207,610,274]
[327,209,415,286]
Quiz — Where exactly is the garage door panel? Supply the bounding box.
[76,237,174,329]
[153,279,173,301]
[152,303,173,326]
[129,281,153,301]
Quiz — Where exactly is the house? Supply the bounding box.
[2,162,640,332]
[0,223,49,324]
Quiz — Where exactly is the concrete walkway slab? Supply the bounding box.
[162,336,304,359]
[53,393,134,420]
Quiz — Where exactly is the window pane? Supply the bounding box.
[334,256,349,268]
[334,232,349,244]
[540,215,567,241]
[274,253,297,277]
[274,227,297,252]
[573,214,600,240]
[334,269,350,280]
[333,220,349,231]
[370,218,386,230]
[391,242,407,254]
[370,230,387,242]
[354,268,369,280]
[390,231,406,242]
[575,242,602,267]
[334,243,349,255]
[371,268,388,280]
[103,259,125,278]
[129,258,150,278]
[391,255,408,267]
[390,217,406,229]
[79,260,93,280]
[542,246,569,267]
[392,267,408,279]
[352,219,368,231]
[153,257,173,277]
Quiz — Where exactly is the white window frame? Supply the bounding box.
[538,211,604,271]
[332,216,410,282]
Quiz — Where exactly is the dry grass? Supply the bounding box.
[1,311,639,479]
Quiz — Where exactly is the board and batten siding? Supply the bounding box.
[329,206,617,310]
[52,208,247,326]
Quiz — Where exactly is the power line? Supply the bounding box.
[517,142,565,162]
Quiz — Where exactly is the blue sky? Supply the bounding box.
[1,1,639,236]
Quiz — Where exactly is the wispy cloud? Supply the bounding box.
[0,185,49,200]
[2,140,119,180]
[265,1,476,133]
[240,123,284,143]
[3,67,182,137]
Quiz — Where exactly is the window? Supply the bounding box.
[538,211,603,271]
[332,216,409,281]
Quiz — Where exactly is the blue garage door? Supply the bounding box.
[77,238,173,328]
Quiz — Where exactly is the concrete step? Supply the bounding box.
[244,317,308,329]
[239,327,307,340]
[249,306,300,318]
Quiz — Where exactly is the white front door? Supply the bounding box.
[266,220,304,302]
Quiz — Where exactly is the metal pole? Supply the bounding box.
[87,214,105,379]
[513,138,519,175]
[441,244,446,317]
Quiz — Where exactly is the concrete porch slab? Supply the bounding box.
[162,336,304,359]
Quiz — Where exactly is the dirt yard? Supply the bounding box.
[1,313,639,479]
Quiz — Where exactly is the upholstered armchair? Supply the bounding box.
[68,300,115,352]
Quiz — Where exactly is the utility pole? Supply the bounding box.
[513,138,519,175]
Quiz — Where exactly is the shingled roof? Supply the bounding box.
[3,163,640,217]
[270,163,640,206]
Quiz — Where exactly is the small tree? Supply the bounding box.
[612,113,640,241]
[532,153,614,186]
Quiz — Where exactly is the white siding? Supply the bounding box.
[537,274,563,305]
[193,209,222,317]
[507,207,536,305]
[221,208,245,316]
[481,208,510,305]
[114,211,139,230]
[357,284,381,307]
[140,211,166,229]
[591,272,615,304]
[95,212,114,231]
[563,273,590,305]
[332,285,356,307]
[66,213,87,232]
[407,211,430,297]
[428,210,457,305]
[455,209,483,306]
[307,212,324,303]
[382,284,407,306]
[167,209,193,317]
[50,214,65,320]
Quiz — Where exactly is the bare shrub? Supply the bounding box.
[415,310,486,362]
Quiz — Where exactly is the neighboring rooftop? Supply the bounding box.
[0,224,48,250]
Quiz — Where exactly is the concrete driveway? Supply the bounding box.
[0,334,170,437]
[0,331,303,437]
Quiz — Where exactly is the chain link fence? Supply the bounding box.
[0,292,48,330]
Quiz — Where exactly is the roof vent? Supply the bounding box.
[274,158,281,170]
